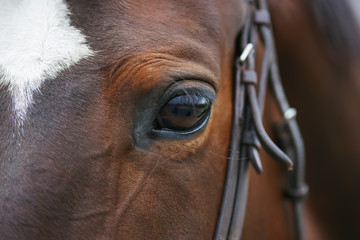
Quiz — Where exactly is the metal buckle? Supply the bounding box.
[239,43,254,63]
[284,108,297,122]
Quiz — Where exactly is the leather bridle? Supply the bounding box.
[214,0,309,239]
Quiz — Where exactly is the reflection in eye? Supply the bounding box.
[155,94,211,131]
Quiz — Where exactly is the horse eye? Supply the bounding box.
[155,95,211,131]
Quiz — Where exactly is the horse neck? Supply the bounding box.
[269,0,360,239]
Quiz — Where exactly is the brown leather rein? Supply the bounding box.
[214,0,309,239]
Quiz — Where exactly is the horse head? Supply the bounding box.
[1,0,360,239]
[0,0,245,239]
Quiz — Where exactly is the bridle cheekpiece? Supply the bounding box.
[214,0,309,239]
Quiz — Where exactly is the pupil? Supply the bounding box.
[172,107,178,115]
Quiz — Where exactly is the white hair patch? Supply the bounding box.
[0,0,93,124]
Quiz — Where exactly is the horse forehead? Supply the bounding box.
[146,1,241,37]
[0,0,93,123]
[72,0,242,49]
[126,1,223,30]
[0,0,243,125]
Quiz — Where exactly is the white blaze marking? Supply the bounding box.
[0,0,93,123]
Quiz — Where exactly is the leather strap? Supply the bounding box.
[214,0,308,239]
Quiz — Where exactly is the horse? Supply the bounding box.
[0,0,359,239]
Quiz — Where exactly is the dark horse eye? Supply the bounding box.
[155,95,211,131]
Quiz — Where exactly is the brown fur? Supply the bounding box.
[1,0,359,239]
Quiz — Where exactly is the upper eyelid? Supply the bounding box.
[176,88,216,103]
[159,80,216,107]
